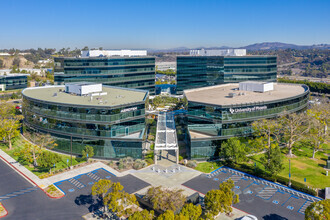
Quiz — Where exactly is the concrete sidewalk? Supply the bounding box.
[0,148,130,188]
[0,148,51,189]
[46,162,129,184]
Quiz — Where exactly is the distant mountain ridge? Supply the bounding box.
[149,42,330,52]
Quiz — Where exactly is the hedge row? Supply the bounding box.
[225,163,317,196]
[278,78,330,94]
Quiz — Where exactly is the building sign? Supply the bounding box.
[229,106,267,114]
[120,107,138,113]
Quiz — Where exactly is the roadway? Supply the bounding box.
[0,159,94,220]
[0,157,149,220]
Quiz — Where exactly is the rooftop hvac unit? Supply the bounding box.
[228,93,237,98]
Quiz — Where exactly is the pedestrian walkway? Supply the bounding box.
[154,112,179,164]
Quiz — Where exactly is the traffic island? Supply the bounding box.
[0,203,8,218]
[43,185,65,199]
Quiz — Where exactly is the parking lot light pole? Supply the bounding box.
[70,135,73,167]
[289,159,291,187]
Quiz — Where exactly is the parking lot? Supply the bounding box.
[54,168,150,195]
[183,167,321,220]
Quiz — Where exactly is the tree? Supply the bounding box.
[129,209,154,220]
[82,145,94,162]
[0,101,23,150]
[220,137,248,164]
[178,203,202,220]
[0,118,22,150]
[14,142,42,167]
[157,210,174,220]
[251,118,281,153]
[37,151,61,173]
[23,132,57,166]
[26,132,57,150]
[305,199,330,220]
[91,180,136,217]
[91,179,113,212]
[280,113,310,157]
[204,179,239,217]
[261,145,284,181]
[307,103,330,158]
[144,186,186,212]
[104,182,137,218]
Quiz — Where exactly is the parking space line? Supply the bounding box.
[68,178,85,189]
[256,186,278,200]
[221,173,234,183]
[297,200,312,214]
[87,172,101,181]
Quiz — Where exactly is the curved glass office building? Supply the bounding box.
[183,82,309,160]
[22,83,149,159]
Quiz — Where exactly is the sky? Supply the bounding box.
[1,0,329,50]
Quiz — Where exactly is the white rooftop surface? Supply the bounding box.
[190,49,246,56]
[81,49,147,58]
[22,85,147,107]
[184,83,307,106]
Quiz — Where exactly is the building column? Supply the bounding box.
[154,150,157,165]
[176,149,179,164]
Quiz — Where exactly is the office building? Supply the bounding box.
[176,49,277,93]
[183,81,309,159]
[54,50,155,94]
[0,74,28,91]
[22,82,149,159]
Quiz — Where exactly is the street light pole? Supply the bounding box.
[289,159,291,187]
[70,135,73,167]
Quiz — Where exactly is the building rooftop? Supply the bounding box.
[0,73,29,77]
[184,83,308,106]
[81,49,147,58]
[190,49,246,56]
[22,85,148,107]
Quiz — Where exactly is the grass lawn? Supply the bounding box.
[195,161,225,173]
[196,144,330,189]
[0,135,85,178]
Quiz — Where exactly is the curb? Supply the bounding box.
[0,154,64,199]
[0,203,8,219]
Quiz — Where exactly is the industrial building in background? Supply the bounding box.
[176,49,277,94]
[54,50,155,94]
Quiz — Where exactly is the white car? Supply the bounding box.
[240,215,258,220]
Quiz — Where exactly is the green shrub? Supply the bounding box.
[179,156,183,161]
[118,161,125,170]
[186,160,197,168]
[145,158,154,165]
[133,159,147,170]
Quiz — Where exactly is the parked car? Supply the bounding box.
[240,215,258,220]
